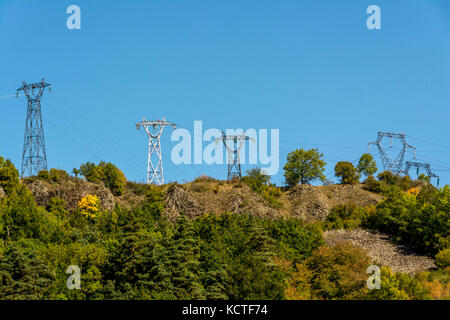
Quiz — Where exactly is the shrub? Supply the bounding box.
[37,170,51,181]
[324,203,371,230]
[268,218,324,265]
[46,197,67,220]
[365,186,450,255]
[363,175,383,193]
[435,249,450,269]
[190,183,208,193]
[78,161,126,196]
[366,266,430,300]
[242,168,283,208]
[0,157,19,195]
[301,243,371,299]
[193,175,216,183]
[334,161,360,185]
[377,171,397,185]
[49,169,70,183]
[99,162,126,196]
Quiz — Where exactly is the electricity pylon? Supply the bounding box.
[136,117,176,185]
[405,161,439,185]
[368,131,416,175]
[16,78,52,177]
[216,131,254,180]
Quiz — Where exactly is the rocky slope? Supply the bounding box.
[23,178,382,221]
[324,228,436,274]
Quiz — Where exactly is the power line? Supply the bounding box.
[51,93,144,169]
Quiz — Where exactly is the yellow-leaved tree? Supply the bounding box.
[78,194,101,219]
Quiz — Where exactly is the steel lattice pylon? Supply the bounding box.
[405,161,439,185]
[16,78,52,177]
[215,131,254,180]
[368,131,416,175]
[136,117,176,185]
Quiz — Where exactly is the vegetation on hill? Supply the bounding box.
[0,154,448,300]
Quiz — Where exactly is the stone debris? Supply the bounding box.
[323,228,436,274]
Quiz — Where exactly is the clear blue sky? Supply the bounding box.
[1,0,450,186]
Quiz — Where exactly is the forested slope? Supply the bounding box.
[0,158,448,300]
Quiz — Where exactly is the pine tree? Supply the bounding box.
[0,245,53,300]
[166,215,205,299]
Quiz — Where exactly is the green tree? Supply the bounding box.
[79,162,105,184]
[46,197,67,220]
[335,161,360,185]
[302,243,371,299]
[0,244,53,300]
[98,162,126,196]
[357,153,377,177]
[78,161,126,196]
[72,168,80,177]
[377,171,397,185]
[268,218,324,265]
[0,157,19,195]
[0,184,58,242]
[283,148,326,186]
[435,248,450,269]
[49,169,70,183]
[167,215,205,299]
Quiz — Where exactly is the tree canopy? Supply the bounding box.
[283,149,326,186]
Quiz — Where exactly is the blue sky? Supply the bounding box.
[1,0,450,186]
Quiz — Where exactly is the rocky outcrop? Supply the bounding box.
[165,184,203,219]
[288,184,383,221]
[24,178,115,211]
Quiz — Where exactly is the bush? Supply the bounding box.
[38,169,71,183]
[49,169,70,183]
[193,175,216,183]
[435,249,450,269]
[0,184,59,242]
[190,183,209,193]
[46,197,67,220]
[125,181,150,196]
[300,243,371,299]
[78,161,126,196]
[363,175,383,193]
[366,266,430,300]
[268,218,324,265]
[334,161,360,185]
[242,168,283,208]
[100,162,126,196]
[365,186,450,255]
[0,157,19,195]
[324,203,372,230]
[37,170,51,181]
[377,171,397,185]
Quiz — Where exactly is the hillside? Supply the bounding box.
[22,177,383,222]
[0,164,447,300]
[19,176,436,275]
